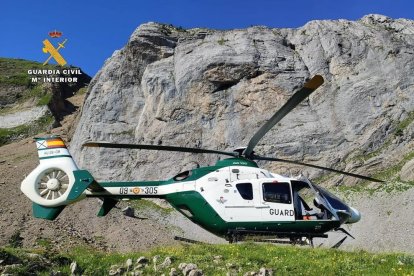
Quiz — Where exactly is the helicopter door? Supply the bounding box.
[260,181,295,222]
[223,181,259,221]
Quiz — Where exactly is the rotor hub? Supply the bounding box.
[46,178,61,191]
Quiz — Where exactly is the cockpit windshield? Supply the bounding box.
[312,184,351,213]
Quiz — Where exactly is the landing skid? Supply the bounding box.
[227,230,328,247]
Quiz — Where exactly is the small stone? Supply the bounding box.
[153,255,161,264]
[122,206,135,217]
[160,256,172,269]
[126,258,133,270]
[226,263,238,269]
[182,263,198,275]
[188,269,204,276]
[136,256,148,264]
[70,261,81,275]
[243,272,257,276]
[169,268,179,276]
[108,265,125,276]
[178,263,187,270]
[258,268,272,276]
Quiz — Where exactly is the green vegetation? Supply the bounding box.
[77,87,88,95]
[8,231,23,248]
[217,37,229,45]
[0,58,58,109]
[335,150,414,200]
[0,58,59,79]
[396,111,414,136]
[130,199,174,216]
[1,243,414,275]
[0,114,54,146]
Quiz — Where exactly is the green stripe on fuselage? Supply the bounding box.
[165,191,340,237]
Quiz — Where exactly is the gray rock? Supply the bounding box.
[160,256,172,269]
[258,267,273,276]
[122,206,135,217]
[400,159,414,182]
[188,269,204,276]
[169,267,179,276]
[181,263,198,275]
[109,265,125,276]
[70,261,81,276]
[126,258,133,271]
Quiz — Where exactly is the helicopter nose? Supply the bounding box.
[347,207,361,223]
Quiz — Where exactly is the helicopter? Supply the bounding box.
[21,75,383,246]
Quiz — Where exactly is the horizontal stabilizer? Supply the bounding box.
[32,203,64,220]
[97,198,118,217]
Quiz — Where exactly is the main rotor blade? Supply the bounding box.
[243,75,324,157]
[252,155,384,183]
[83,142,238,157]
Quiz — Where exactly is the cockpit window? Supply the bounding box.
[313,184,350,212]
[262,182,291,204]
[236,183,253,200]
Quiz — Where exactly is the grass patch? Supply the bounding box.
[77,87,88,95]
[130,198,174,216]
[336,151,414,199]
[217,37,229,45]
[1,243,414,275]
[37,93,52,106]
[396,111,414,136]
[0,114,54,147]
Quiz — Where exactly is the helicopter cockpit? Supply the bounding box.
[291,179,351,220]
[291,177,357,223]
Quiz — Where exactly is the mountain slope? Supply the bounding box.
[0,58,90,146]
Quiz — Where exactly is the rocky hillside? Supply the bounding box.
[0,58,90,145]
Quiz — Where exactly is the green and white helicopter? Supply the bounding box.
[21,75,383,246]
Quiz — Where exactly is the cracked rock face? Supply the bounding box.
[71,15,414,184]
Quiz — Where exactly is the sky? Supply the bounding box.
[1,0,413,77]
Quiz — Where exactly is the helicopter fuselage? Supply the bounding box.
[82,157,354,240]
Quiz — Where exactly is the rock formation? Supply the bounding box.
[71,14,414,186]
